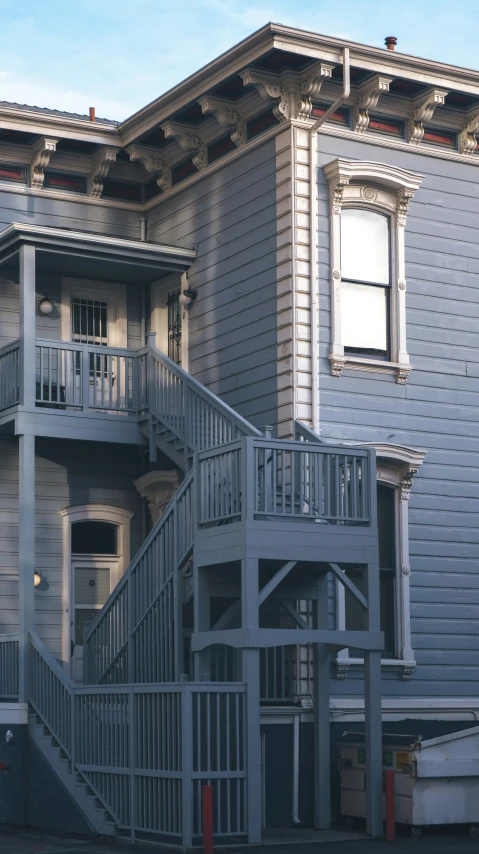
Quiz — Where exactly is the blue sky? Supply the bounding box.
[1,0,478,121]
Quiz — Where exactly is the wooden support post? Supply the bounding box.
[314,571,331,829]
[364,457,383,838]
[365,649,382,836]
[18,433,35,702]
[19,245,36,408]
[241,557,261,844]
[202,784,213,854]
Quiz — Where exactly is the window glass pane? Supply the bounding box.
[378,484,395,569]
[341,208,390,284]
[341,282,388,352]
[71,521,117,554]
[380,571,395,655]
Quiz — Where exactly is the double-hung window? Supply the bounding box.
[340,209,390,360]
[323,158,424,383]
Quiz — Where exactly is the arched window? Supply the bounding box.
[71,520,118,555]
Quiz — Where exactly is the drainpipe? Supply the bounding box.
[309,47,350,433]
[139,215,147,242]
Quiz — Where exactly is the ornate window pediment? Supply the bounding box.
[323,158,424,383]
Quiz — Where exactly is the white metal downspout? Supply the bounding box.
[309,48,350,433]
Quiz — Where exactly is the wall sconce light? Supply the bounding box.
[34,571,42,587]
[179,288,197,307]
[39,296,54,315]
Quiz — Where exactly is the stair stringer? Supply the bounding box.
[28,711,117,836]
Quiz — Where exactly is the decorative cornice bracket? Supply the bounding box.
[459,107,479,156]
[240,62,334,123]
[408,88,449,145]
[31,137,58,188]
[161,121,207,172]
[198,95,247,148]
[127,144,172,191]
[90,146,120,199]
[353,75,393,133]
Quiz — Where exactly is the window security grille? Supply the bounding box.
[167,289,182,365]
[71,298,108,375]
[72,298,108,345]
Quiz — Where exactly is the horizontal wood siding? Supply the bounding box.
[0,437,144,658]
[147,141,279,430]
[317,134,479,698]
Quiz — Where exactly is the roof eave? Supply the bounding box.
[0,223,196,271]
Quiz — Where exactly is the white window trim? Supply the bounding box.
[323,159,424,383]
[59,503,133,671]
[333,442,426,680]
[60,278,127,348]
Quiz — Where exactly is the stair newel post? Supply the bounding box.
[129,687,136,842]
[181,684,194,850]
[146,332,157,463]
[81,344,90,412]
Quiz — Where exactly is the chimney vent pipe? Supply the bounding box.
[385,36,397,51]
[89,107,96,122]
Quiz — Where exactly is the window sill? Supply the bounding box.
[329,354,411,384]
[333,657,416,680]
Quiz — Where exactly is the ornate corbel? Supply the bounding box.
[459,108,479,156]
[198,96,247,148]
[90,146,120,198]
[353,75,392,133]
[408,88,448,145]
[296,62,335,120]
[127,144,172,191]
[133,470,180,524]
[241,63,334,123]
[240,67,289,123]
[161,121,208,172]
[30,137,58,188]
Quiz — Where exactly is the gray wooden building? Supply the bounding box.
[0,22,477,845]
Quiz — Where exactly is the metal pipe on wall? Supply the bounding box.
[309,48,350,433]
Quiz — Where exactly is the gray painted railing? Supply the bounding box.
[35,340,147,412]
[29,631,247,844]
[0,342,20,410]
[84,470,194,685]
[147,342,261,452]
[197,437,371,527]
[0,634,19,699]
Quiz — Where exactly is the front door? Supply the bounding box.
[71,556,120,683]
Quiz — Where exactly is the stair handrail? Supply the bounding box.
[147,339,261,450]
[83,468,194,684]
[28,630,74,756]
[294,420,326,443]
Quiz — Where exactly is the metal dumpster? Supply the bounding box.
[339,727,479,839]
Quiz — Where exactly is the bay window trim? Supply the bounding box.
[333,441,426,680]
[323,158,424,383]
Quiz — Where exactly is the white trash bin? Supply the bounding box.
[339,726,479,839]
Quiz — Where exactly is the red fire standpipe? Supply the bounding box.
[385,770,395,842]
[202,784,213,854]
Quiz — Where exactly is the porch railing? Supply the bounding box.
[197,437,372,527]
[0,342,20,410]
[0,634,19,699]
[84,470,194,685]
[29,631,247,843]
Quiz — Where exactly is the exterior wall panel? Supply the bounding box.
[316,133,479,699]
[148,140,279,430]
